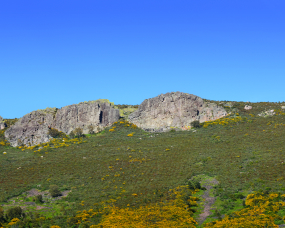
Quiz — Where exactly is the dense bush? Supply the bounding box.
[191,120,202,128]
[48,128,60,138]
[187,179,206,190]
[73,128,83,137]
[88,125,94,134]
[49,185,61,197]
[69,131,75,139]
[0,207,4,222]
[5,206,24,220]
[33,194,44,203]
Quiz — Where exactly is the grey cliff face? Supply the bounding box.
[52,102,120,134]
[5,102,120,147]
[0,116,7,130]
[128,92,227,132]
[4,110,55,147]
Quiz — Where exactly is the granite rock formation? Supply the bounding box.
[244,105,252,110]
[0,116,7,130]
[5,101,120,147]
[128,92,228,132]
[258,109,275,117]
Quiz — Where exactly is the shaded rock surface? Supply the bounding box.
[5,101,120,147]
[128,92,227,132]
[0,116,6,130]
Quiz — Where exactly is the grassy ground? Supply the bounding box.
[1,101,285,227]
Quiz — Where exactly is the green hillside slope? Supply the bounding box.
[1,101,285,227]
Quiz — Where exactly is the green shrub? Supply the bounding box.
[17,139,24,147]
[33,194,44,203]
[69,131,75,139]
[187,179,206,190]
[88,125,94,134]
[48,128,67,138]
[0,207,4,222]
[48,128,61,138]
[5,206,24,220]
[78,223,89,228]
[67,216,78,226]
[73,128,83,137]
[49,185,61,197]
[191,120,202,128]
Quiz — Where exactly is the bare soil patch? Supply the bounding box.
[198,178,219,225]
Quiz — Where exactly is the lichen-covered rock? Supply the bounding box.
[52,102,120,134]
[258,109,275,117]
[128,92,227,132]
[224,102,233,108]
[0,116,7,130]
[5,101,120,147]
[4,109,56,147]
[244,105,252,110]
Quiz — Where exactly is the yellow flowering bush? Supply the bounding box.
[203,116,246,128]
[204,191,285,227]
[18,137,86,152]
[8,218,20,226]
[90,185,198,227]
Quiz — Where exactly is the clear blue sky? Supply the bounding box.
[1,0,284,119]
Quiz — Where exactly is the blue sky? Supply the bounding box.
[1,0,284,118]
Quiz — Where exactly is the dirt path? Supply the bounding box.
[198,178,219,225]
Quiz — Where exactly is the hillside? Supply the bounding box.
[1,100,285,227]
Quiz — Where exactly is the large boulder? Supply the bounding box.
[5,101,120,147]
[53,102,120,134]
[0,116,7,130]
[128,92,228,132]
[4,109,55,147]
[244,105,252,110]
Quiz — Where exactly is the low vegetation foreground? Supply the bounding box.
[1,98,285,227]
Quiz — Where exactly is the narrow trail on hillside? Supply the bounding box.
[198,178,219,225]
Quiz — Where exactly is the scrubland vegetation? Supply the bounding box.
[1,101,285,227]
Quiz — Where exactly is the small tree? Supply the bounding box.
[33,195,44,204]
[73,128,83,138]
[6,206,24,220]
[191,120,202,128]
[48,128,60,138]
[69,131,75,139]
[49,185,61,197]
[88,125,94,134]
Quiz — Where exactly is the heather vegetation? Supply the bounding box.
[1,100,285,227]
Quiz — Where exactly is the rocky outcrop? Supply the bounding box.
[5,101,120,147]
[53,102,120,134]
[244,105,252,110]
[258,109,275,117]
[4,109,55,147]
[128,92,227,132]
[0,116,7,130]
